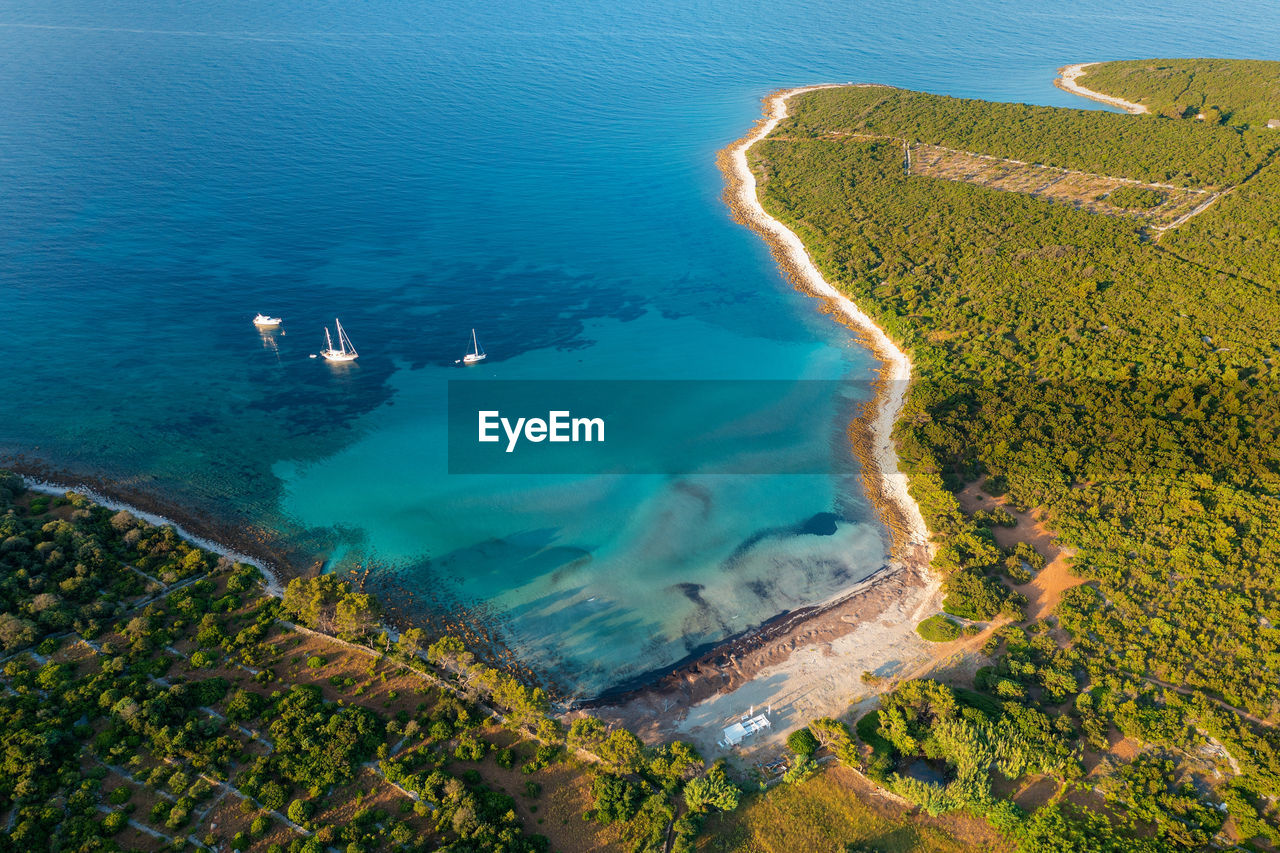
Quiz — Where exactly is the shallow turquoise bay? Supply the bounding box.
[2,0,1277,693]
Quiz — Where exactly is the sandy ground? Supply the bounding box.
[954,481,1082,621]
[672,574,942,761]
[1055,63,1149,114]
[586,562,945,766]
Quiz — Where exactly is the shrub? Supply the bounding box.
[102,810,128,835]
[916,615,961,642]
[786,727,820,759]
[1109,185,1167,209]
[782,758,818,784]
[287,798,313,825]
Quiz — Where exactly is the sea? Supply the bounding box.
[3,0,1277,696]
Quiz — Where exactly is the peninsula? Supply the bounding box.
[703,57,1280,850]
[5,58,1280,853]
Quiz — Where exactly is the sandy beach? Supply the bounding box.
[1055,63,1149,114]
[587,86,943,761]
[8,89,947,760]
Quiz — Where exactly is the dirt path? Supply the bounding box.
[955,481,1083,621]
[804,130,1230,234]
[1146,675,1275,729]
[890,483,1084,688]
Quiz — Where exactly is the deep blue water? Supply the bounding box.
[3,0,1278,694]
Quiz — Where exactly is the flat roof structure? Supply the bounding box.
[721,713,771,747]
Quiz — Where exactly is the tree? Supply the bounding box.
[647,741,703,791]
[334,593,378,638]
[683,764,739,813]
[258,781,287,812]
[287,798,313,826]
[398,627,425,658]
[427,634,470,667]
[567,716,606,752]
[589,775,642,824]
[0,613,36,651]
[101,810,128,835]
[809,717,859,765]
[598,729,645,775]
[226,689,266,723]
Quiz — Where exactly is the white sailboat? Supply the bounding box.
[253,313,282,327]
[320,318,359,362]
[462,328,486,364]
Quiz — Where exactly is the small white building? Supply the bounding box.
[1267,118,1280,129]
[720,713,772,748]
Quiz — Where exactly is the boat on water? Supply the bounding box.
[462,328,486,364]
[320,318,359,362]
[253,313,282,327]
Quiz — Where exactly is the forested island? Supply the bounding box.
[7,58,1280,853]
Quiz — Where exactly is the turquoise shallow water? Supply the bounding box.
[3,0,1278,694]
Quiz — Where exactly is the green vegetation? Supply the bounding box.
[1163,155,1280,283]
[785,727,819,760]
[747,61,1280,849]
[700,765,1004,852]
[0,476,731,852]
[1106,185,1166,209]
[1079,59,1280,127]
[782,85,1280,187]
[0,482,211,652]
[915,615,961,642]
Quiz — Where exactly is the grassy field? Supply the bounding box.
[699,766,1012,853]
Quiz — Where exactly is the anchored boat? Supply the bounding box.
[253,313,282,327]
[462,328,487,364]
[320,318,359,362]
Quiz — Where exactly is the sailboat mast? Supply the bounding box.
[471,328,478,355]
[325,327,334,352]
[336,318,356,355]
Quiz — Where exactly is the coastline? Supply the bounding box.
[1054,63,1149,114]
[22,475,286,598]
[1,87,940,722]
[720,85,932,561]
[587,86,943,754]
